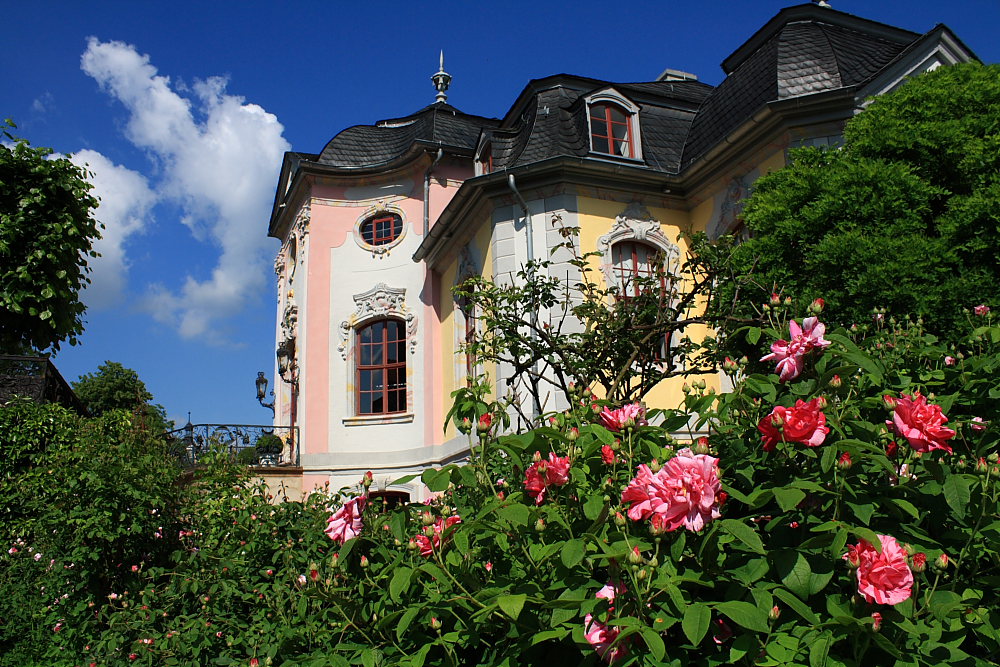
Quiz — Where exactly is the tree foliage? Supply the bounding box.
[72,360,171,433]
[457,228,755,424]
[0,119,101,353]
[723,62,1000,345]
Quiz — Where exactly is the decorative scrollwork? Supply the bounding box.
[338,283,418,359]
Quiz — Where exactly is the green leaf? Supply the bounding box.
[772,588,820,625]
[774,551,834,599]
[682,603,712,646]
[498,503,530,526]
[389,566,412,602]
[943,474,971,520]
[498,594,526,620]
[887,497,920,520]
[808,631,833,667]
[640,627,666,661]
[720,519,766,554]
[820,446,837,474]
[583,493,605,520]
[397,607,420,640]
[747,327,762,345]
[850,526,882,552]
[715,600,769,633]
[845,501,874,526]
[775,487,807,512]
[561,539,586,568]
[929,590,963,621]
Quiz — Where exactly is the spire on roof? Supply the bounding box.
[813,0,832,7]
[431,50,452,103]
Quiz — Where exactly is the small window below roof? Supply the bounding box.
[585,89,642,161]
[361,213,403,246]
[477,141,494,176]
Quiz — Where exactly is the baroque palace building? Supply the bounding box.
[264,4,975,498]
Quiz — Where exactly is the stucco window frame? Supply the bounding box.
[353,202,408,256]
[585,89,643,162]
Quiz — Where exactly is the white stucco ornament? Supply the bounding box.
[596,202,681,286]
[338,283,418,359]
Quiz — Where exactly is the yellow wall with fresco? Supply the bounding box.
[437,217,495,442]
[576,196,715,410]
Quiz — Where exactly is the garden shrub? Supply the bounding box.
[5,303,1000,666]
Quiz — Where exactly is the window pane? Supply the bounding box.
[360,369,372,391]
[371,393,383,413]
[609,107,628,124]
[591,119,608,138]
[369,342,383,365]
[612,122,629,140]
[359,392,373,415]
[592,136,610,153]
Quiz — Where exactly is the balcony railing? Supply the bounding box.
[165,423,299,468]
[0,354,87,414]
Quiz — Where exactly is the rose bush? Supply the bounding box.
[5,302,1000,667]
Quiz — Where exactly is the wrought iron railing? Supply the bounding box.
[165,423,299,468]
[0,354,87,414]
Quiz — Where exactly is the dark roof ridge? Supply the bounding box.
[722,4,920,75]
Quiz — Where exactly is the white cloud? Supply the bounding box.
[69,149,157,308]
[81,37,289,342]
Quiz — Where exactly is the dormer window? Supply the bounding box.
[586,90,641,161]
[477,141,494,176]
[590,103,633,157]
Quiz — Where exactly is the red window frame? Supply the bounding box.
[479,143,493,175]
[589,103,634,158]
[611,241,666,298]
[356,319,407,415]
[361,214,402,246]
[460,294,477,382]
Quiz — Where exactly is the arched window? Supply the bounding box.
[611,241,666,298]
[458,290,477,382]
[360,213,403,246]
[356,319,407,415]
[589,103,634,158]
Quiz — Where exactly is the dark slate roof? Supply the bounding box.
[483,76,713,175]
[682,6,921,168]
[316,103,498,168]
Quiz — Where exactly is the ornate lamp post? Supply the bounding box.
[255,371,274,414]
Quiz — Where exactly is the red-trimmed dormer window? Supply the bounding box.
[590,103,634,158]
[479,142,493,175]
[361,213,403,246]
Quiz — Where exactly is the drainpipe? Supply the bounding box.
[423,148,444,237]
[506,174,542,419]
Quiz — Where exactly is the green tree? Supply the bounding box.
[0,120,101,353]
[723,62,1000,346]
[73,360,172,432]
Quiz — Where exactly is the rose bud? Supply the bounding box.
[810,298,825,314]
[723,357,739,373]
[837,452,852,470]
[477,413,493,433]
[359,556,370,569]
[362,471,373,488]
[770,293,781,306]
[628,546,643,564]
[614,511,627,527]
[567,427,579,442]
[769,605,781,621]
[430,617,442,630]
[911,553,927,573]
[934,553,950,571]
[829,374,842,389]
[459,417,472,433]
[534,519,546,533]
[882,395,897,411]
[694,437,710,455]
[871,612,882,632]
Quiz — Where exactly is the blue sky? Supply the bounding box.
[3,1,998,428]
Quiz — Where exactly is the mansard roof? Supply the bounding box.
[316,102,499,169]
[479,75,713,175]
[681,5,926,167]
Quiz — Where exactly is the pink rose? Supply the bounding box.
[621,449,722,532]
[324,496,367,544]
[975,304,990,316]
[584,583,628,663]
[413,515,462,557]
[599,403,647,432]
[944,356,956,366]
[524,453,571,505]
[843,534,913,605]
[601,445,616,465]
[758,398,830,452]
[971,417,987,432]
[886,392,956,454]
[761,317,830,382]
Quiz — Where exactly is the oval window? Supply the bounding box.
[361,213,403,246]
